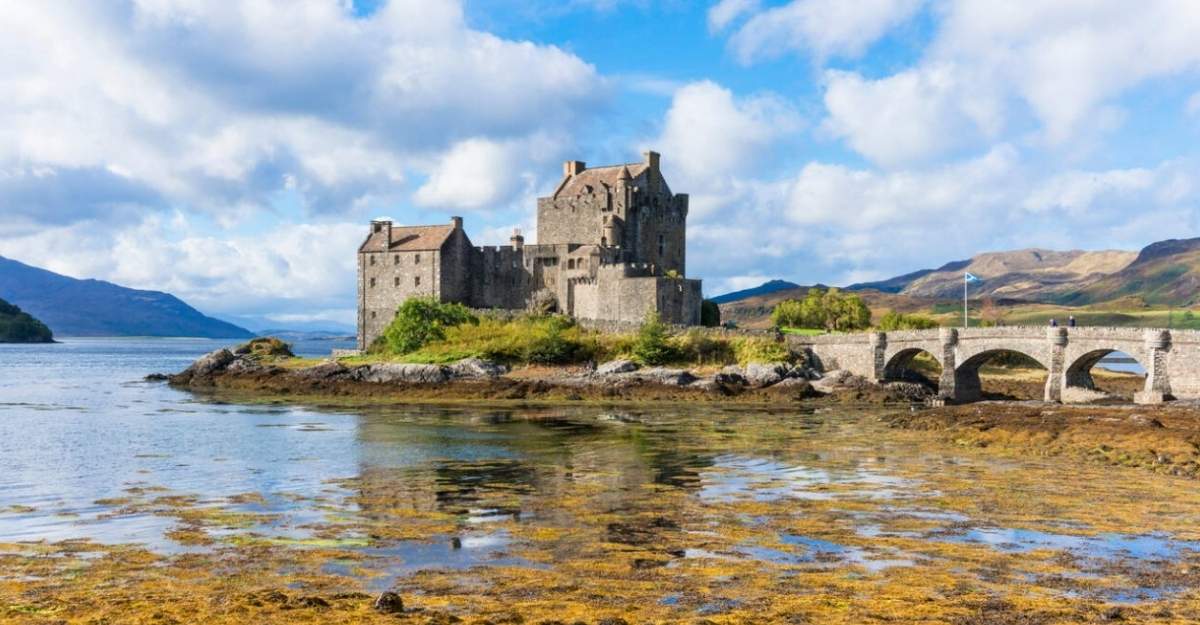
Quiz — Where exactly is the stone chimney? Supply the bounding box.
[510,228,524,249]
[564,160,586,177]
[371,219,393,246]
[450,216,463,230]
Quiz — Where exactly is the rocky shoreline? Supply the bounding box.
[166,347,937,404]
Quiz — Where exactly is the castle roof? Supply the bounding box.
[358,224,455,253]
[554,162,652,198]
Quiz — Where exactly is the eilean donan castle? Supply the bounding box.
[357,151,703,349]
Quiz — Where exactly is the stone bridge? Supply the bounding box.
[788,326,1200,404]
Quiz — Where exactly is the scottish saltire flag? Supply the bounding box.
[964,272,982,283]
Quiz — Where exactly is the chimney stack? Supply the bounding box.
[371,219,393,245]
[450,216,463,230]
[643,150,660,174]
[510,228,524,249]
[564,160,586,176]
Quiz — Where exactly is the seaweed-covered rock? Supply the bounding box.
[447,358,508,379]
[361,363,449,384]
[715,366,748,386]
[233,337,295,359]
[372,591,404,614]
[596,360,638,375]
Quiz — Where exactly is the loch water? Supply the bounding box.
[1,338,1198,619]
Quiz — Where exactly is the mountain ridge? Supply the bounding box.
[0,255,253,338]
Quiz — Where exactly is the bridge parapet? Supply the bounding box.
[789,325,1196,405]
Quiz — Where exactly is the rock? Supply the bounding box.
[144,373,168,382]
[714,366,747,386]
[637,367,696,386]
[293,361,350,380]
[1061,386,1113,404]
[742,362,790,387]
[447,358,508,379]
[179,348,235,379]
[225,357,261,374]
[361,363,449,384]
[1129,414,1165,428]
[883,381,933,401]
[810,369,868,393]
[596,359,638,375]
[372,591,404,614]
[289,595,329,609]
[788,365,821,380]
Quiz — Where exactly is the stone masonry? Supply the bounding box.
[789,326,1200,404]
[357,152,703,349]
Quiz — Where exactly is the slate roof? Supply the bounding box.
[358,224,455,253]
[554,162,653,198]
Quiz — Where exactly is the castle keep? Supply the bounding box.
[357,151,703,349]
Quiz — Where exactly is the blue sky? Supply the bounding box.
[2,1,1200,330]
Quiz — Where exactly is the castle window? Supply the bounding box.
[394,277,400,287]
[658,234,665,258]
[369,255,376,266]
[415,253,421,264]
[369,277,376,288]
[371,311,377,319]
[414,276,421,287]
[568,259,575,269]
[394,255,400,265]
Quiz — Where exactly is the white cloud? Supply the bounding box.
[649,81,801,194]
[726,0,924,64]
[1188,92,1200,116]
[707,0,760,32]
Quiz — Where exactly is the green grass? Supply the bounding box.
[780,327,828,336]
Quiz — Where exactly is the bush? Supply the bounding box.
[631,313,678,366]
[771,288,870,332]
[700,299,721,327]
[383,298,477,354]
[875,310,939,331]
[674,329,734,365]
[234,337,295,359]
[522,315,583,364]
[731,337,791,365]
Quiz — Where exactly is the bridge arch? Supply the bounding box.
[1063,348,1146,401]
[882,347,944,392]
[953,348,1048,402]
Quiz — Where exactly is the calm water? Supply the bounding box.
[0,338,1196,611]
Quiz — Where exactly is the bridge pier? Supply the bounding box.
[1135,330,1171,404]
[1043,327,1067,402]
[937,328,959,401]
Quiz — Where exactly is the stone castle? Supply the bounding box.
[357,151,703,349]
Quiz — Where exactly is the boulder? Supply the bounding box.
[372,591,404,614]
[742,362,790,387]
[225,357,262,374]
[715,365,747,386]
[447,358,508,379]
[637,367,696,387]
[293,361,350,381]
[596,359,638,375]
[182,348,235,378]
[361,363,449,384]
[810,369,868,393]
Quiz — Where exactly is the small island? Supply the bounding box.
[0,297,54,343]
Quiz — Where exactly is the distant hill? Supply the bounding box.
[0,297,53,343]
[1062,238,1200,306]
[848,259,970,293]
[0,255,253,338]
[710,279,801,304]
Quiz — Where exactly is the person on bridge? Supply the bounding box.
[1068,315,1077,327]
[1049,318,1058,327]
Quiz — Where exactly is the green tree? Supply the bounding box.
[700,299,721,327]
[383,298,477,354]
[632,312,677,365]
[771,288,871,332]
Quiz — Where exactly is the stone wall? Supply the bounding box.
[358,248,444,350]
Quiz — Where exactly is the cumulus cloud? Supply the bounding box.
[707,0,760,32]
[725,0,924,64]
[648,81,801,203]
[813,1,1200,164]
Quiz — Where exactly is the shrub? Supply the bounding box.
[731,337,791,365]
[383,298,477,354]
[700,299,721,327]
[875,310,939,331]
[234,337,295,359]
[631,313,677,366]
[674,329,734,365]
[522,315,583,364]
